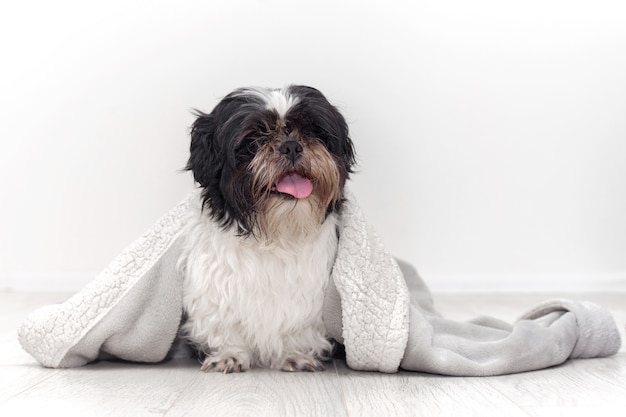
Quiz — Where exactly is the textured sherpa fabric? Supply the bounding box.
[18,190,622,374]
[18,195,191,368]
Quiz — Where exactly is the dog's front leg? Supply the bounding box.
[200,344,251,374]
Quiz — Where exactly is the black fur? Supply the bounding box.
[186,85,356,235]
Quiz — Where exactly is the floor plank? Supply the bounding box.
[485,354,626,414]
[334,361,529,417]
[0,365,59,403]
[164,362,347,417]
[0,359,201,417]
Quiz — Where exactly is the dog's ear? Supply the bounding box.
[331,107,356,174]
[186,110,222,187]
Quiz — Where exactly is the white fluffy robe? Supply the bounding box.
[179,194,337,369]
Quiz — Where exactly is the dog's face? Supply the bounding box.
[186,85,355,238]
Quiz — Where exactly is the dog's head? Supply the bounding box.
[186,85,356,238]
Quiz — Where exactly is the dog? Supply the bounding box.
[178,85,356,373]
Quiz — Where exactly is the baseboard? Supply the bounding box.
[1,272,95,293]
[2,272,625,294]
[426,273,626,293]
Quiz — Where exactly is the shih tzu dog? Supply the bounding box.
[179,85,355,373]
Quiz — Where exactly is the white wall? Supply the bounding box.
[1,0,625,292]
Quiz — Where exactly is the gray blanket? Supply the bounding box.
[18,191,621,375]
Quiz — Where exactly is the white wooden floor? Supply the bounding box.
[1,291,624,417]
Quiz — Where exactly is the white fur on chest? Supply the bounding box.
[179,197,338,368]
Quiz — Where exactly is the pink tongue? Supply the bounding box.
[276,173,313,199]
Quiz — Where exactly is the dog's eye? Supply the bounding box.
[236,136,265,158]
[248,137,269,152]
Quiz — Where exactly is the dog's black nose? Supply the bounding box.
[279,141,303,165]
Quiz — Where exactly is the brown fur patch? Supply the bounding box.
[248,137,344,240]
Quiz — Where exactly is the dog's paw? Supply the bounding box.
[280,354,326,372]
[200,353,251,374]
